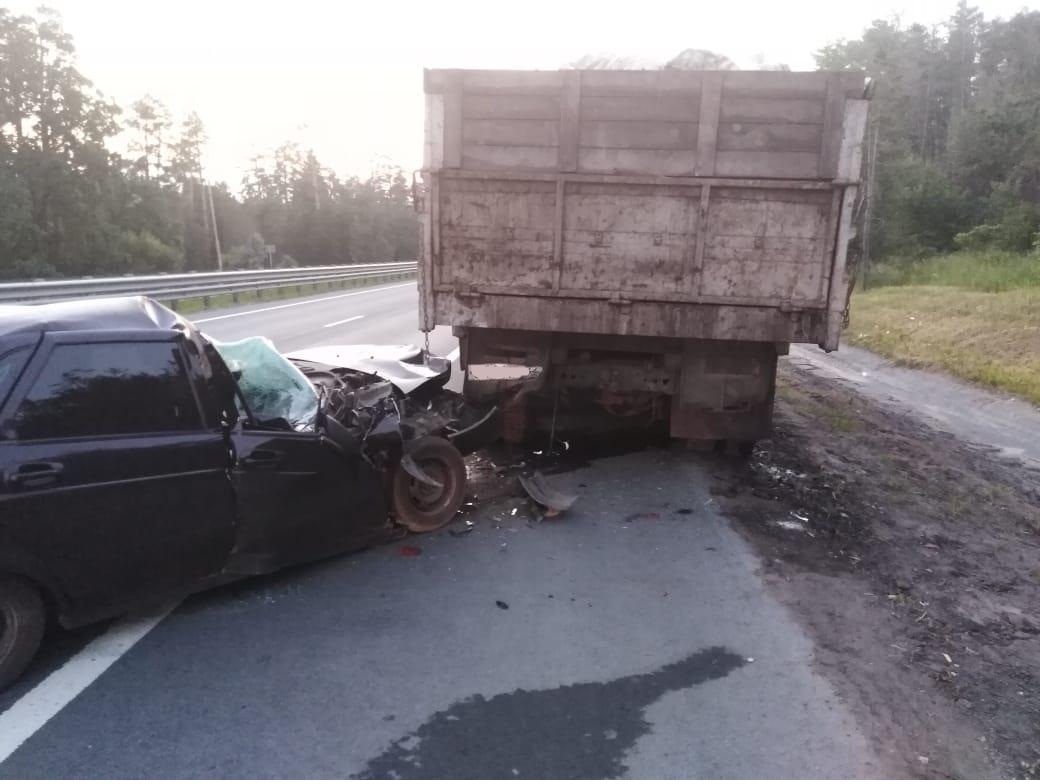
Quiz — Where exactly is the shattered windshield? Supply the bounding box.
[211,337,319,431]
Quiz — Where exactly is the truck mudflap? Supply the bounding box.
[669,342,778,442]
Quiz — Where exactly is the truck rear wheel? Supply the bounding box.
[392,437,467,533]
[0,576,45,692]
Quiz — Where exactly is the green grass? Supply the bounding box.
[847,282,1040,405]
[865,250,1040,292]
[167,273,415,315]
[847,250,1040,403]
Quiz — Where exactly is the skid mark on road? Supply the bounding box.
[358,646,746,779]
[0,603,177,764]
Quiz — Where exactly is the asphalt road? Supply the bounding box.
[0,282,890,777]
[189,281,459,358]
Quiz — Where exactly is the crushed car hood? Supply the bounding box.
[286,344,450,394]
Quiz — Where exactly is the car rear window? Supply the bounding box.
[11,341,203,441]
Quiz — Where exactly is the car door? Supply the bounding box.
[228,420,388,574]
[0,333,236,619]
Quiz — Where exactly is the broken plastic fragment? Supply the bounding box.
[518,472,578,513]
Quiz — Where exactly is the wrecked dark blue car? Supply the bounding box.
[0,296,494,690]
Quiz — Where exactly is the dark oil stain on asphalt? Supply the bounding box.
[358,646,745,779]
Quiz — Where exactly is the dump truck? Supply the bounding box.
[417,68,871,446]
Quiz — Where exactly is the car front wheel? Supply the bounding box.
[391,436,467,533]
[0,576,46,692]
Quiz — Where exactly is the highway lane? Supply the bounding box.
[190,280,458,358]
[0,281,900,777]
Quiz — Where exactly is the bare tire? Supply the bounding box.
[392,436,467,533]
[0,576,45,692]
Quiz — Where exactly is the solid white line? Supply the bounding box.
[192,282,414,324]
[446,347,461,362]
[0,603,177,763]
[323,315,365,328]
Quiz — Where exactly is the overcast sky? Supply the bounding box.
[12,0,1037,187]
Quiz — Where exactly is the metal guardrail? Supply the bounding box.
[0,262,418,306]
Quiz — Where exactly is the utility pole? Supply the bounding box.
[312,160,321,211]
[205,182,223,271]
[196,140,223,272]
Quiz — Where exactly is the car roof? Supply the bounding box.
[0,296,184,340]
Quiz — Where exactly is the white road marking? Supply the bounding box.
[0,603,177,763]
[446,347,460,362]
[192,282,414,324]
[323,315,365,328]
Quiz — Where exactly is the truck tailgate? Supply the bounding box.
[421,69,869,349]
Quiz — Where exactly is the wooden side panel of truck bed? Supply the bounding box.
[421,69,869,349]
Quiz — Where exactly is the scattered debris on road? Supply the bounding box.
[518,472,579,517]
[624,512,660,523]
[772,519,812,535]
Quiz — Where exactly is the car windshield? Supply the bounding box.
[211,336,318,431]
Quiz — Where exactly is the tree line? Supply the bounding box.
[817,2,1040,261]
[0,7,417,280]
[4,4,1038,281]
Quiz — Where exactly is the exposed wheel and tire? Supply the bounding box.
[391,436,467,533]
[0,576,46,692]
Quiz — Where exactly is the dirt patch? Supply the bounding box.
[713,362,1040,779]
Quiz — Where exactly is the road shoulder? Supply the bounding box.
[789,344,1040,467]
[713,361,1040,778]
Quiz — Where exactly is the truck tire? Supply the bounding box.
[722,439,757,459]
[392,436,467,533]
[0,576,45,692]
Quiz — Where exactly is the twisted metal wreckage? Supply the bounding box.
[214,337,504,532]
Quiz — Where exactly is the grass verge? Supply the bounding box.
[166,273,415,315]
[846,284,1040,405]
[866,250,1040,291]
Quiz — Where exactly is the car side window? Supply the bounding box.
[10,341,203,441]
[0,346,31,410]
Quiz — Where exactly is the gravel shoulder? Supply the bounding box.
[790,344,1040,468]
[712,358,1040,778]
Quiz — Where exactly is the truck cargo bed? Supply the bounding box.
[420,69,869,350]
